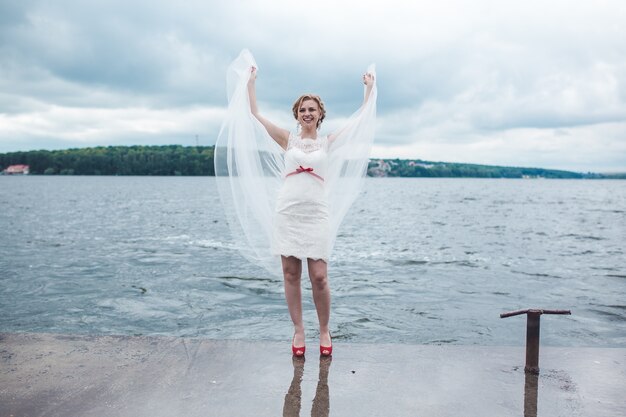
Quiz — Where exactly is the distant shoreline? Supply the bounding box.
[1,145,624,179]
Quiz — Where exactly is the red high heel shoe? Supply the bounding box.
[320,333,332,357]
[292,335,305,357]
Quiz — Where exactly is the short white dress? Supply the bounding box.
[215,50,377,277]
[272,133,330,261]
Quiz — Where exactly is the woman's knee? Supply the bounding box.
[282,258,302,284]
[284,269,301,285]
[309,269,328,290]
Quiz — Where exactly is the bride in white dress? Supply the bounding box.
[214,50,376,357]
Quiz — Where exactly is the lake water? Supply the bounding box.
[1,176,624,347]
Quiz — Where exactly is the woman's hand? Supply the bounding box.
[248,66,257,85]
[363,72,374,87]
[248,66,258,114]
[360,72,375,107]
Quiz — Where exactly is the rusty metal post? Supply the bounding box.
[525,311,541,374]
[500,308,571,374]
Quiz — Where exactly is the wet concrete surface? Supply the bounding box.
[1,332,624,416]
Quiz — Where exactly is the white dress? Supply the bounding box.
[272,133,330,261]
[214,49,377,278]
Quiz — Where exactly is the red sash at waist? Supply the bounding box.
[286,165,324,182]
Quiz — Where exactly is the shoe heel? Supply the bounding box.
[320,345,332,356]
[292,335,305,357]
[320,333,332,356]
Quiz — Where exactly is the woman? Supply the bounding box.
[215,50,376,357]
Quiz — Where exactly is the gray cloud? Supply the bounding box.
[1,0,625,171]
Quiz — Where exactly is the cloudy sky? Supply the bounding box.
[1,0,625,172]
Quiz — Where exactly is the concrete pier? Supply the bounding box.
[1,332,624,416]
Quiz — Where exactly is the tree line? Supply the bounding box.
[0,145,215,176]
[1,145,621,178]
[367,158,590,179]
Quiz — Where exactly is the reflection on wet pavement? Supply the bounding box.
[283,357,304,416]
[2,334,624,416]
[283,356,332,417]
[524,372,539,417]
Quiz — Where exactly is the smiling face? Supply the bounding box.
[292,94,326,129]
[298,99,320,128]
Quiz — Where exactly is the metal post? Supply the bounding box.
[525,311,541,374]
[500,308,571,374]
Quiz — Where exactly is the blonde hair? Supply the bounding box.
[292,94,326,129]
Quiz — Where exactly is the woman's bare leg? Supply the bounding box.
[282,255,305,347]
[307,258,331,347]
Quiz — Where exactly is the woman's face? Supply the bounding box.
[298,99,320,129]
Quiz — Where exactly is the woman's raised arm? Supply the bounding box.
[248,67,290,149]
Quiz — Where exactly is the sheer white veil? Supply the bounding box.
[326,63,377,256]
[215,49,377,278]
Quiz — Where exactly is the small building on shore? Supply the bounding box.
[2,164,30,175]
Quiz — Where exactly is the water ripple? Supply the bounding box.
[1,176,625,347]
